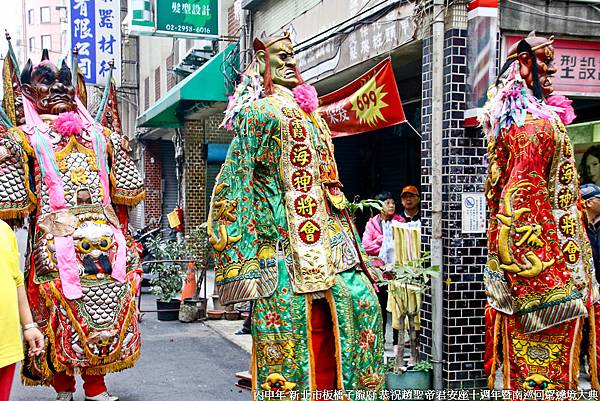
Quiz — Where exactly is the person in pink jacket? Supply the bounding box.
[362,191,405,347]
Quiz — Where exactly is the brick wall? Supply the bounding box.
[183,120,205,231]
[420,29,488,389]
[206,114,234,144]
[182,114,235,232]
[143,141,163,226]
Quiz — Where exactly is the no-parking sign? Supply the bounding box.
[462,193,487,233]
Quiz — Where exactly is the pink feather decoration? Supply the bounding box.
[53,112,83,137]
[546,94,577,125]
[293,83,319,114]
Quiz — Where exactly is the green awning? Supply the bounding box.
[569,120,600,145]
[137,44,237,128]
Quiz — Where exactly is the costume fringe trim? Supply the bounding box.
[111,189,145,207]
[251,337,258,401]
[22,350,141,387]
[48,282,139,366]
[23,281,140,386]
[0,203,35,220]
[83,349,141,376]
[0,130,37,219]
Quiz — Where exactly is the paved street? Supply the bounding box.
[10,292,252,401]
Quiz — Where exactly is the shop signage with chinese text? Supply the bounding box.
[70,0,121,86]
[155,0,219,38]
[505,35,600,96]
[291,1,415,82]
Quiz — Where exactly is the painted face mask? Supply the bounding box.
[506,34,556,99]
[266,39,300,89]
[254,33,301,91]
[21,60,77,115]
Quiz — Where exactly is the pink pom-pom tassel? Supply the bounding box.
[293,84,319,114]
[546,94,577,125]
[53,111,83,137]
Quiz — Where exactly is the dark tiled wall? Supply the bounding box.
[420,29,488,389]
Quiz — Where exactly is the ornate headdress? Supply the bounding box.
[480,32,559,137]
[1,35,89,128]
[496,31,554,101]
[221,32,296,130]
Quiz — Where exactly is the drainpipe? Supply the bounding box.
[431,0,445,391]
[241,7,252,68]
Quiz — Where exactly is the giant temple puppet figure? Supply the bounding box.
[482,32,600,390]
[207,33,385,399]
[0,50,144,401]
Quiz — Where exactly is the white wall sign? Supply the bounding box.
[462,193,487,234]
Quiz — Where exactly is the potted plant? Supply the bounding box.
[146,235,189,321]
[384,252,439,390]
[385,360,433,391]
[345,196,383,220]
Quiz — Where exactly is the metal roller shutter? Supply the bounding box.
[206,164,222,213]
[159,140,179,232]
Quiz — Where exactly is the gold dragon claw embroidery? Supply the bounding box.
[497,182,555,278]
[207,182,242,252]
[213,198,238,221]
[208,224,242,252]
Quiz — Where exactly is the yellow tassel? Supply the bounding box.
[306,294,318,395]
[325,290,345,395]
[502,316,510,389]
[590,306,600,390]
[0,204,34,220]
[571,317,583,389]
[251,337,258,401]
[84,350,141,376]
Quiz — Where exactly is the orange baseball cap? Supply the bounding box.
[401,185,420,197]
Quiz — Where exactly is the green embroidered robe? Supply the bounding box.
[208,86,384,400]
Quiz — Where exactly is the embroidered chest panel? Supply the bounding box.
[280,105,337,293]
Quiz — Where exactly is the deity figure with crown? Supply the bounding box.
[207,33,385,399]
[0,44,144,401]
[482,32,600,390]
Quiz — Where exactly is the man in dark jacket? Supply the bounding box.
[581,183,600,283]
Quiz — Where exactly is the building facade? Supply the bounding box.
[21,0,67,64]
[132,0,238,232]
